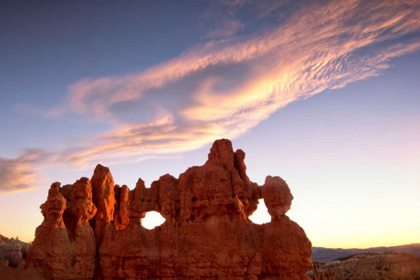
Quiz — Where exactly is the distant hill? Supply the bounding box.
[312,243,420,263]
[0,234,30,250]
[308,252,420,280]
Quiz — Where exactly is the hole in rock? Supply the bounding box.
[249,199,271,224]
[141,211,166,229]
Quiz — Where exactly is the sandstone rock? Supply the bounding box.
[113,184,130,230]
[261,176,293,219]
[25,182,72,279]
[26,139,312,279]
[234,149,250,183]
[26,180,97,280]
[90,165,115,247]
[0,235,30,270]
[4,248,22,268]
[0,235,27,269]
[309,252,420,280]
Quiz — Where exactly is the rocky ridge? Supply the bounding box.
[308,252,420,280]
[312,244,420,263]
[25,139,312,279]
[0,234,29,268]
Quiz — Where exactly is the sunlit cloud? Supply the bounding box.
[7,0,420,189]
[0,149,49,194]
[61,0,420,122]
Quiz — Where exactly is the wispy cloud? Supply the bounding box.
[0,149,49,194]
[205,19,245,39]
[5,0,420,192]
[61,0,420,119]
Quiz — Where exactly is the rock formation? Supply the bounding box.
[26,139,312,279]
[90,165,115,247]
[25,180,97,279]
[0,234,29,269]
[311,243,420,263]
[308,252,420,280]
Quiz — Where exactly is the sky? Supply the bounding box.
[0,0,419,248]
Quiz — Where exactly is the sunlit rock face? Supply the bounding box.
[26,139,312,280]
[25,180,97,280]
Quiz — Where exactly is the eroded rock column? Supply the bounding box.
[26,139,313,280]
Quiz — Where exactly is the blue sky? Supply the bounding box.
[0,0,419,247]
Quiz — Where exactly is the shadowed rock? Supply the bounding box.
[113,184,130,230]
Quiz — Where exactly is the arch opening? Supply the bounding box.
[249,199,271,224]
[141,211,166,229]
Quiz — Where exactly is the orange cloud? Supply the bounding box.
[0,150,48,194]
[60,0,419,119]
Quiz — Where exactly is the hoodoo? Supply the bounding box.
[26,139,312,279]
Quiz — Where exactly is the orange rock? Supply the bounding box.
[262,176,294,219]
[113,184,130,230]
[26,139,312,279]
[90,165,115,246]
[26,180,97,280]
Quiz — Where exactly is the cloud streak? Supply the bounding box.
[0,150,48,194]
[63,0,420,120]
[4,0,420,193]
[58,0,420,163]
